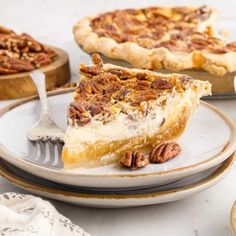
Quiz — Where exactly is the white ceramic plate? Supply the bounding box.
[0,90,236,188]
[231,201,236,236]
[0,154,234,208]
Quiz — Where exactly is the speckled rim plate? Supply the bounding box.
[0,89,236,189]
[0,154,234,208]
[231,201,236,235]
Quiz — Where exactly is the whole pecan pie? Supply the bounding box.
[73,6,236,76]
[0,26,56,75]
[62,54,211,168]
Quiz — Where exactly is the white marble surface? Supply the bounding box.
[0,0,236,235]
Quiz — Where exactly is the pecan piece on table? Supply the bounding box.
[120,151,149,170]
[150,142,181,163]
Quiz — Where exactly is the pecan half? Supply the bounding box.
[150,142,181,163]
[2,58,34,71]
[0,65,17,74]
[68,102,91,126]
[33,53,52,67]
[91,53,103,67]
[22,33,42,51]
[151,79,172,90]
[120,151,149,169]
[87,104,102,116]
[0,26,12,34]
[108,68,133,80]
[136,73,149,80]
[190,38,209,50]
[80,65,103,76]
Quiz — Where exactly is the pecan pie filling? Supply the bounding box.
[90,6,236,54]
[68,54,192,127]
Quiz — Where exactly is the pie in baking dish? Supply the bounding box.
[62,54,211,168]
[73,5,236,76]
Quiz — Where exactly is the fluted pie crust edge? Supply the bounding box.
[73,6,236,76]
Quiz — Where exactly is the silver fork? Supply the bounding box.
[27,70,64,168]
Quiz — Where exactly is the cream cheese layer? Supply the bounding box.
[64,84,207,150]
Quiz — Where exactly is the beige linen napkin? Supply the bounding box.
[0,192,90,236]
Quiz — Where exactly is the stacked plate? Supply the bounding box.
[231,201,236,235]
[0,90,235,208]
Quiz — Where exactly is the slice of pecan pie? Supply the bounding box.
[62,54,211,168]
[74,6,236,76]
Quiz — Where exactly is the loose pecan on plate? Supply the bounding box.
[150,142,182,163]
[120,151,149,170]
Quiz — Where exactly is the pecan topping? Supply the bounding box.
[89,6,236,54]
[68,102,91,126]
[70,54,193,126]
[115,88,131,101]
[136,73,149,80]
[108,68,133,80]
[184,5,210,22]
[0,25,56,75]
[90,6,216,52]
[151,79,172,90]
[91,53,103,67]
[0,26,12,34]
[87,104,102,116]
[80,65,103,76]
[120,151,149,169]
[150,142,181,163]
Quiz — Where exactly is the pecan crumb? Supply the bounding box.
[120,151,149,169]
[150,142,181,163]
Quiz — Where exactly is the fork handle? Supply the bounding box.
[30,71,49,115]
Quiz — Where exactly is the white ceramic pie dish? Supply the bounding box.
[0,90,235,188]
[0,154,234,208]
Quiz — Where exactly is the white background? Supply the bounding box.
[0,1,236,235]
